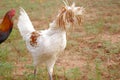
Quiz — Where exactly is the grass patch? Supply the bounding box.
[65,67,81,80]
[84,20,104,35]
[0,62,14,79]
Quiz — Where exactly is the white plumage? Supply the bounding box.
[17,7,35,40]
[17,1,84,80]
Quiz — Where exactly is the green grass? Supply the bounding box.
[65,67,81,80]
[84,20,104,35]
[0,0,120,80]
[0,62,14,79]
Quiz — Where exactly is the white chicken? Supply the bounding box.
[17,1,84,80]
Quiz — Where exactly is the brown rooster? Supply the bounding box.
[0,9,16,44]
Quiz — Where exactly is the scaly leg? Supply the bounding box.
[33,60,37,77]
[47,59,56,80]
[34,68,37,77]
[48,72,53,80]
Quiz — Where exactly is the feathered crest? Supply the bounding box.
[56,0,84,30]
[63,0,69,7]
[56,7,66,29]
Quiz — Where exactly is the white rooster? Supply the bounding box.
[17,1,84,80]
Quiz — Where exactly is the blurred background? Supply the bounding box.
[0,0,120,80]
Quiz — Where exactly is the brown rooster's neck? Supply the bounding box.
[0,13,13,32]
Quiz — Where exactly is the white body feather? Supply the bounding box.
[17,8,67,67]
[17,8,35,40]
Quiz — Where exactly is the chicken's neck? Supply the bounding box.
[0,14,13,32]
[49,20,66,32]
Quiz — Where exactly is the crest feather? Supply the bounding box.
[63,0,69,7]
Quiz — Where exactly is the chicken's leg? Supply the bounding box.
[47,59,56,80]
[34,68,37,77]
[48,72,53,80]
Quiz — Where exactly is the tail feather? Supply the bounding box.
[17,7,35,40]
